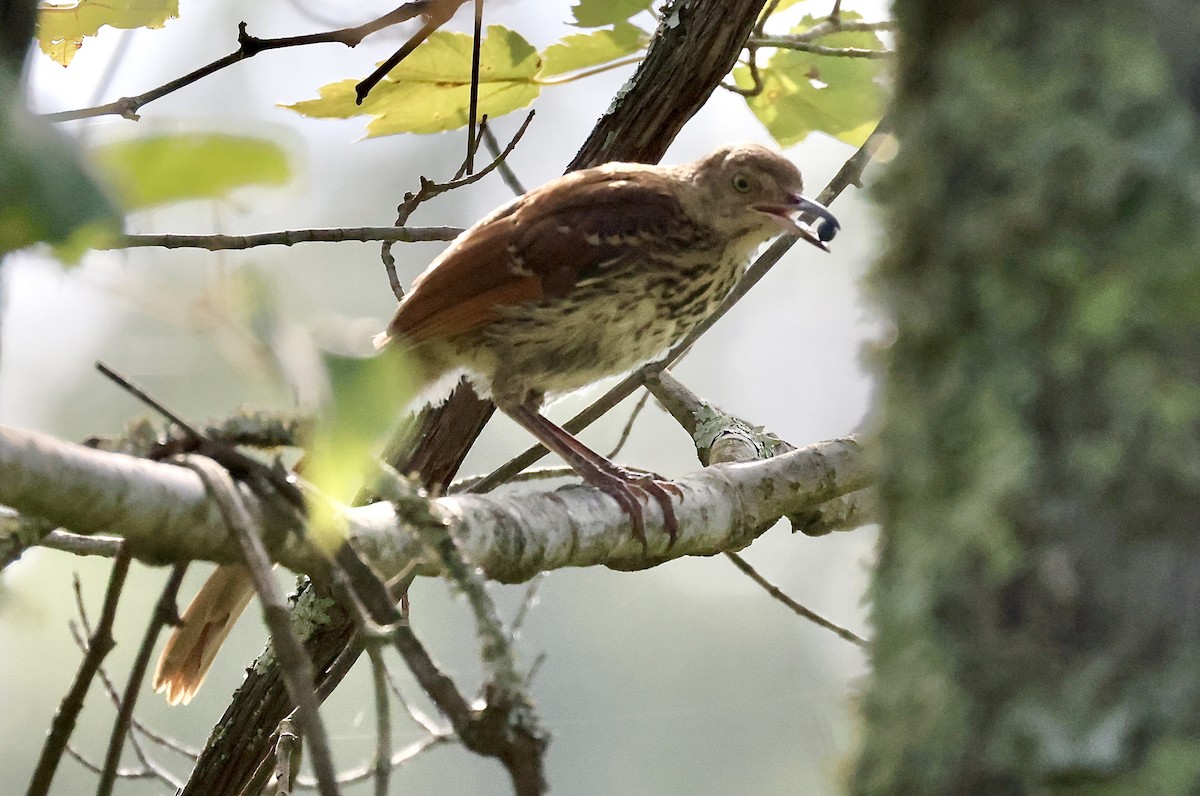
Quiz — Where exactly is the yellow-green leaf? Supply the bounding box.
[284,26,541,138]
[304,350,419,550]
[89,132,292,210]
[37,0,178,67]
[570,0,653,27]
[735,13,887,147]
[540,21,645,78]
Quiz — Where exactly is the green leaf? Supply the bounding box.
[540,21,645,78]
[735,13,887,147]
[284,26,541,138]
[303,350,419,549]
[37,0,178,67]
[570,0,653,27]
[0,72,118,259]
[89,132,292,210]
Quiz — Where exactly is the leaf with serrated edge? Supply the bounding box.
[540,22,645,78]
[284,26,541,138]
[37,0,177,67]
[735,13,886,147]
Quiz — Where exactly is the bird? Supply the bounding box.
[153,142,839,705]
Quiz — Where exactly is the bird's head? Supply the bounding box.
[688,143,839,250]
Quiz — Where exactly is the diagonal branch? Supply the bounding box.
[42,7,439,123]
[27,546,132,796]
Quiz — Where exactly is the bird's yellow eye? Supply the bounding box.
[731,173,752,193]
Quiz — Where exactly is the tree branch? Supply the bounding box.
[0,424,870,583]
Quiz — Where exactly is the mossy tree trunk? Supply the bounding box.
[858,2,1200,792]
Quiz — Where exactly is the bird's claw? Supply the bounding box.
[590,468,682,550]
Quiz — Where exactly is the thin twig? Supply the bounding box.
[63,744,159,782]
[95,362,200,438]
[452,115,491,181]
[43,8,439,122]
[480,121,527,196]
[274,715,301,794]
[465,0,485,174]
[28,546,132,796]
[366,644,392,796]
[382,667,447,737]
[748,38,892,58]
[294,734,454,789]
[65,622,198,767]
[449,465,577,493]
[605,391,652,460]
[356,465,547,794]
[96,563,188,796]
[724,551,867,646]
[105,226,462,252]
[509,573,544,642]
[181,455,340,796]
[381,110,535,299]
[38,530,124,558]
[355,1,467,104]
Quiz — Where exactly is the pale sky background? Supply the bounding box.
[2,1,888,793]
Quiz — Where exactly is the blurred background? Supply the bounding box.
[1,0,884,792]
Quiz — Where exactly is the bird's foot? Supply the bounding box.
[585,466,682,549]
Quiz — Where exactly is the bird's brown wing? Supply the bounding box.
[384,168,694,345]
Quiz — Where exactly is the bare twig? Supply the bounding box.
[106,226,462,252]
[366,645,392,796]
[43,8,439,122]
[645,369,792,466]
[66,621,198,769]
[722,6,894,94]
[63,744,161,783]
[355,0,468,104]
[466,0,485,174]
[724,551,867,646]
[748,38,892,58]
[381,110,536,300]
[382,665,447,737]
[339,465,547,795]
[480,121,527,196]
[274,716,301,794]
[39,531,124,559]
[95,362,200,438]
[96,563,188,796]
[181,456,339,796]
[604,391,653,460]
[28,546,132,796]
[294,734,453,789]
[509,573,544,642]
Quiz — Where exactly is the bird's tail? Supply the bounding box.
[153,565,257,706]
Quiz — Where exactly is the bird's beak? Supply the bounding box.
[755,194,840,251]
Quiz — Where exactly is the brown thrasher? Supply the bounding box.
[153,142,839,705]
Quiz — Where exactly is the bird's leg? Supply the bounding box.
[502,401,681,547]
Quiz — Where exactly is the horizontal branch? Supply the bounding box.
[749,37,892,58]
[105,227,464,252]
[0,424,870,584]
